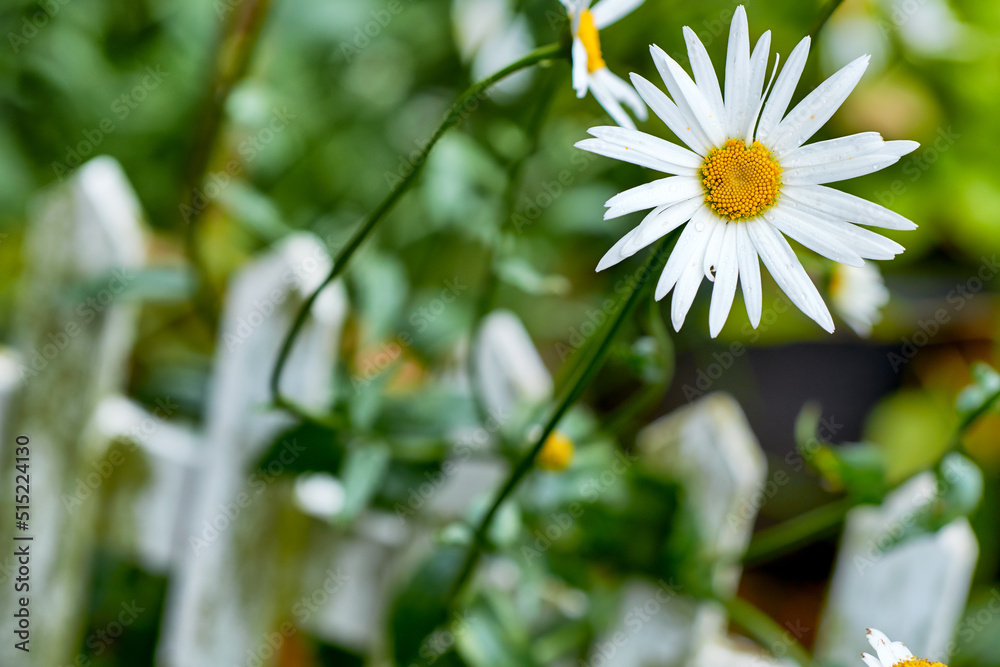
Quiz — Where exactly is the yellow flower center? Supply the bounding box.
[897,661,947,667]
[577,9,606,73]
[537,431,574,471]
[701,139,782,221]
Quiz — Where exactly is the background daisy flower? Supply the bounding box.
[576,5,919,336]
[830,262,890,336]
[562,0,648,129]
[863,628,947,667]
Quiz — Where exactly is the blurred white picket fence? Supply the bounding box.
[0,157,979,666]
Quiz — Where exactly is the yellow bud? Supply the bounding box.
[537,431,574,471]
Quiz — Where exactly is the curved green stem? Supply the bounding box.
[744,497,852,566]
[269,42,569,415]
[446,233,678,604]
[746,383,1000,565]
[719,594,822,667]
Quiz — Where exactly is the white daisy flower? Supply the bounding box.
[575,5,919,337]
[562,0,648,129]
[831,262,889,337]
[862,628,946,667]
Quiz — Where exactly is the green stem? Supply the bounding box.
[719,594,822,667]
[746,383,1000,565]
[743,497,853,566]
[446,233,678,604]
[602,298,674,433]
[181,0,274,322]
[269,42,569,415]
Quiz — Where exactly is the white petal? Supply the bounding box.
[655,207,713,300]
[781,132,886,169]
[671,219,717,330]
[781,185,917,230]
[756,36,810,143]
[769,54,870,155]
[590,0,644,29]
[622,196,704,252]
[575,136,698,175]
[861,653,884,667]
[595,197,702,270]
[701,216,728,281]
[736,223,762,327]
[775,197,906,259]
[783,153,904,185]
[589,71,636,129]
[682,26,725,124]
[724,5,751,138]
[889,642,915,664]
[744,54,780,145]
[596,231,639,272]
[604,176,704,219]
[709,223,739,337]
[586,126,703,171]
[748,31,772,112]
[631,73,711,155]
[867,629,899,667]
[650,45,726,147]
[572,38,589,98]
[762,205,865,267]
[746,219,834,332]
[593,67,648,121]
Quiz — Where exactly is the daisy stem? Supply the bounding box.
[718,593,822,667]
[745,386,1000,566]
[269,42,569,416]
[445,233,678,605]
[181,0,274,328]
[743,496,853,565]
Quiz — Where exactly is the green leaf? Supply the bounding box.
[956,362,1000,424]
[338,442,392,523]
[388,544,467,666]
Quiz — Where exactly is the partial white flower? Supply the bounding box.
[831,262,889,336]
[453,0,535,101]
[862,628,942,667]
[575,5,919,337]
[562,0,648,129]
